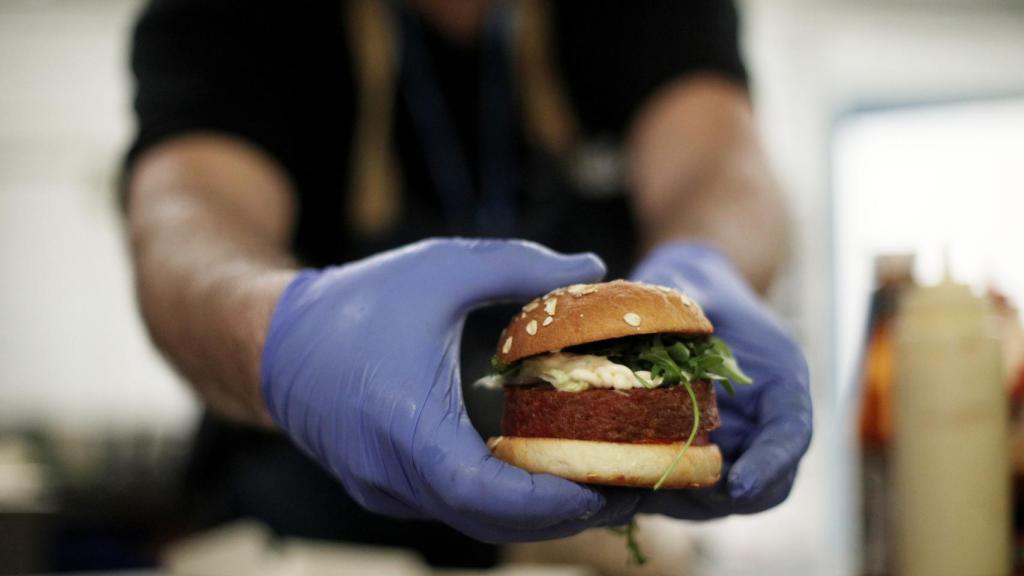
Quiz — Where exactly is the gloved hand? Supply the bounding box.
[630,241,812,519]
[261,238,641,542]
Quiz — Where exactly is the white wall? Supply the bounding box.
[0,0,197,435]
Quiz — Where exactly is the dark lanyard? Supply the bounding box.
[394,0,518,236]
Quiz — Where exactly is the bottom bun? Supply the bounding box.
[486,436,722,489]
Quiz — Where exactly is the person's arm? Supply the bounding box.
[627,75,787,294]
[126,134,298,425]
[127,134,641,540]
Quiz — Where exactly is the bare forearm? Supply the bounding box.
[127,136,298,425]
[628,76,788,293]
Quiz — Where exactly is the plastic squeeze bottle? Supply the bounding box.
[894,275,1010,576]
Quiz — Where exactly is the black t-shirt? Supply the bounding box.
[128,0,745,567]
[129,0,745,264]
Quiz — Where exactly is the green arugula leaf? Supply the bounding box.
[638,337,684,386]
[654,379,701,490]
[667,341,690,363]
[608,519,646,565]
[717,377,737,397]
[491,355,518,375]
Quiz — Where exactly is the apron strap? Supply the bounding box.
[516,0,579,160]
[344,0,581,238]
[346,0,401,238]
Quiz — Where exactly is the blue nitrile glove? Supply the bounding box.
[261,238,642,542]
[630,242,812,519]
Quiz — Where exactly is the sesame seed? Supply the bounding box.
[523,301,539,312]
[680,295,693,308]
[566,283,597,298]
[544,298,558,315]
[502,336,513,354]
[526,320,538,335]
[624,312,642,327]
[543,316,554,327]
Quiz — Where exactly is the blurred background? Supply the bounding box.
[2,0,1024,574]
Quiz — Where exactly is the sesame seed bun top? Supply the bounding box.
[495,280,714,364]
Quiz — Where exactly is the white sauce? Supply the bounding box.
[475,352,661,392]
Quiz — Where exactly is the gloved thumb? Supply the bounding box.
[442,239,606,309]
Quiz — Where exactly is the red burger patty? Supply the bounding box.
[502,381,720,443]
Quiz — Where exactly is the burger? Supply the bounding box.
[479,280,751,489]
